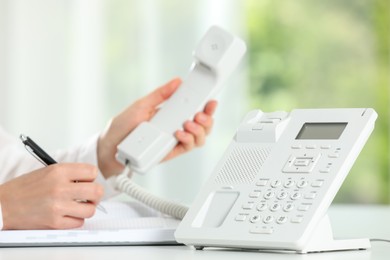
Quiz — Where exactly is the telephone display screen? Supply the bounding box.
[296,123,347,140]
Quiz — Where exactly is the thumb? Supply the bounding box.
[141,78,182,108]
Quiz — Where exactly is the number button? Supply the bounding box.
[257,203,268,212]
[297,180,308,188]
[270,203,281,212]
[250,215,261,223]
[270,180,282,188]
[276,216,288,224]
[290,192,302,200]
[263,216,274,224]
[283,203,294,212]
[277,191,288,200]
[264,191,275,200]
[284,180,295,188]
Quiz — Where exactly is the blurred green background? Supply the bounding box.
[244,0,389,203]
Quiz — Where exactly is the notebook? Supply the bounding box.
[0,200,181,247]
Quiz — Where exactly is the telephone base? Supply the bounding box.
[296,215,371,254]
[191,215,371,254]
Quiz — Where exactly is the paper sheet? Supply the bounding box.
[0,200,181,246]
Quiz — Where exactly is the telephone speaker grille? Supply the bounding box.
[214,146,271,184]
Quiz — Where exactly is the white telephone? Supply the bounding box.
[174,108,377,253]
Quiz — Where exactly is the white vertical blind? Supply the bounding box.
[68,0,106,144]
[1,0,71,150]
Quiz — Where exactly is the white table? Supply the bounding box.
[0,205,389,260]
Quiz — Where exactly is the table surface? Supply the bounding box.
[0,205,389,260]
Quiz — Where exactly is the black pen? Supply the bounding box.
[20,135,57,166]
[20,134,107,214]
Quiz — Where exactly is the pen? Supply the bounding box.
[20,134,107,214]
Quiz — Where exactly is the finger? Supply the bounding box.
[64,200,97,219]
[203,100,218,116]
[67,183,104,203]
[194,112,214,135]
[59,216,85,229]
[176,130,195,152]
[141,78,182,108]
[183,121,206,147]
[52,164,98,183]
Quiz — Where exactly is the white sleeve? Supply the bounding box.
[0,127,42,184]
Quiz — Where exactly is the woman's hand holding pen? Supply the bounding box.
[0,164,103,230]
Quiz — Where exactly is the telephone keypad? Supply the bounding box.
[238,177,324,235]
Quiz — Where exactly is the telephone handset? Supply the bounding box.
[116,25,246,174]
[115,26,245,219]
[174,108,377,253]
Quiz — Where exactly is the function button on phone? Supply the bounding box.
[304,193,317,199]
[298,205,310,211]
[250,226,274,234]
[321,145,331,149]
[311,180,324,187]
[306,145,317,149]
[291,145,302,149]
[291,216,303,223]
[257,203,268,211]
[320,169,331,173]
[256,179,269,186]
[235,214,248,221]
[242,202,255,210]
[249,191,261,198]
[283,153,321,173]
[293,159,311,167]
[328,154,340,158]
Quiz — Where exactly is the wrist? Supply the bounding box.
[97,135,124,179]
